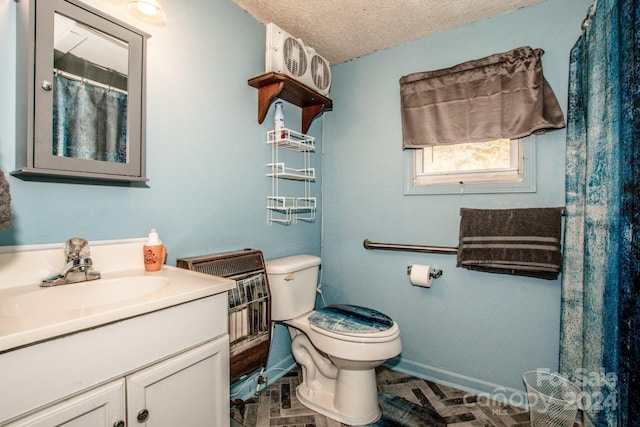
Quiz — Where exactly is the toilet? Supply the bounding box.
[266,254,402,425]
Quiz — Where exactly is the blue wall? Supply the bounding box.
[0,0,592,400]
[321,0,591,396]
[0,0,321,374]
[0,0,322,256]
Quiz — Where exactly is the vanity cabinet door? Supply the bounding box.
[126,336,230,427]
[6,379,125,427]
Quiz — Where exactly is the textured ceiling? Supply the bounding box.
[232,0,545,64]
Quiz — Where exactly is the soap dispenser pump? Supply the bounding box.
[143,229,166,271]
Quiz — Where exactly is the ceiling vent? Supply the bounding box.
[265,23,331,96]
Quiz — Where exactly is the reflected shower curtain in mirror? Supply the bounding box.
[53,74,127,163]
[560,0,639,425]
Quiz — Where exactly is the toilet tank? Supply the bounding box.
[265,254,321,320]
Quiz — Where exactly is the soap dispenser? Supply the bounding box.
[143,229,167,272]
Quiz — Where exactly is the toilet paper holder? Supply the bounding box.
[406,265,443,279]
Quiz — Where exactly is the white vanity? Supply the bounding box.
[0,239,235,427]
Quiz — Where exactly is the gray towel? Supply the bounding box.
[457,207,563,280]
[0,170,12,231]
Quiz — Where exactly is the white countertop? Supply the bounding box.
[0,239,235,353]
[0,266,234,353]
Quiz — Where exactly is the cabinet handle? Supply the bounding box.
[113,421,125,427]
[41,80,53,91]
[137,409,149,423]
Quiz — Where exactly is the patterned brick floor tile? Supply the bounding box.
[231,367,541,427]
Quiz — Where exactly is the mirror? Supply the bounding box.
[53,13,130,164]
[14,0,149,182]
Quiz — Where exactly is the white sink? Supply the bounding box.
[0,238,236,353]
[0,276,170,317]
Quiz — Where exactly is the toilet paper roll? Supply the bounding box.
[410,264,433,288]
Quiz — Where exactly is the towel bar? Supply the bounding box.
[363,238,458,255]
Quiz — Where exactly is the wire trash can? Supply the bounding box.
[523,371,580,427]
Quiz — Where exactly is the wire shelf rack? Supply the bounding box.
[266,128,317,225]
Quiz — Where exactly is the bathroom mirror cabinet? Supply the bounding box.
[13,0,150,182]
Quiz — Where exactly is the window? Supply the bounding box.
[404,137,536,195]
[419,139,521,183]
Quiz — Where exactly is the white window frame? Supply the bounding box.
[404,136,537,195]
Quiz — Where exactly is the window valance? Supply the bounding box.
[400,46,565,148]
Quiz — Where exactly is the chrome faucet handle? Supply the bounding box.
[64,237,91,262]
[62,257,94,275]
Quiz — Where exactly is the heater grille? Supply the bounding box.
[177,249,271,383]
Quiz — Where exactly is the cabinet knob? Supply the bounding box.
[137,409,149,423]
[41,80,53,91]
[113,421,125,427]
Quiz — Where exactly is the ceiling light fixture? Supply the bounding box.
[128,0,166,25]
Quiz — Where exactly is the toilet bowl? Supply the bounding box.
[266,255,402,425]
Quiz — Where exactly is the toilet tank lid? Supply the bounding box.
[265,254,321,274]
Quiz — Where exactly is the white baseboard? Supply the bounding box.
[233,355,529,410]
[231,356,296,402]
[385,358,529,410]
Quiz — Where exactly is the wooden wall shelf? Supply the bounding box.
[248,72,333,134]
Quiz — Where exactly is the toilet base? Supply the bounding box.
[296,368,381,425]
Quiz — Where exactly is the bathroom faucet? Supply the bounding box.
[41,238,101,287]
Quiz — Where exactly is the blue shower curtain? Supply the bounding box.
[560,0,639,425]
[53,74,128,163]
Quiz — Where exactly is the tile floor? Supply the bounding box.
[231,366,534,426]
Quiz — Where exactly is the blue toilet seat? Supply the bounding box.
[308,304,394,336]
